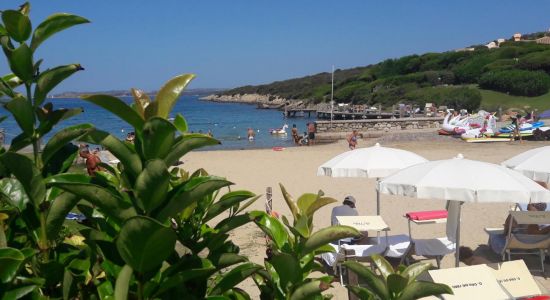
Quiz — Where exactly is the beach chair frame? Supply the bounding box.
[504,211,550,273]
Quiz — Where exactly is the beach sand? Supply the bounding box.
[183,137,550,299]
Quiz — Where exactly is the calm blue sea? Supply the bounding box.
[0,96,316,151]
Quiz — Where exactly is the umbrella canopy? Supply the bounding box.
[317,143,428,178]
[379,154,549,204]
[502,146,550,184]
[378,154,550,267]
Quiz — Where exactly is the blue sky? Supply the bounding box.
[1,1,549,92]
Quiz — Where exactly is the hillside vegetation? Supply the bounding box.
[220,39,550,111]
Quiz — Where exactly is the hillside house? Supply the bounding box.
[513,33,522,41]
[485,41,498,49]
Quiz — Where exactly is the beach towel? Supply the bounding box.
[406,210,448,220]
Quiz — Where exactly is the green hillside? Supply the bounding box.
[478,87,550,112]
[219,37,550,111]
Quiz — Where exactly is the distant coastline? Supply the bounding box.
[51,88,224,99]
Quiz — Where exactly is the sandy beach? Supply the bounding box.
[183,137,550,298]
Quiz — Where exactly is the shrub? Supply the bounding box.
[453,55,494,83]
[479,70,550,96]
[405,86,482,111]
[518,50,550,73]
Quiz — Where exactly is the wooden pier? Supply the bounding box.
[316,110,400,120]
[285,108,317,118]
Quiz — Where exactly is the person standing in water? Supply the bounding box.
[307,122,316,146]
[247,128,255,141]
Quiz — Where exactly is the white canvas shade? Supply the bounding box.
[378,154,550,266]
[502,146,550,184]
[317,143,428,214]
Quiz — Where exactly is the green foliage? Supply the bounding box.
[344,255,452,300]
[0,3,91,298]
[479,69,550,96]
[217,40,550,107]
[405,86,482,111]
[251,184,360,300]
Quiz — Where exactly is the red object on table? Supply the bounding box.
[523,296,550,300]
[406,210,448,221]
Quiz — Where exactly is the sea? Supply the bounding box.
[0,95,316,151]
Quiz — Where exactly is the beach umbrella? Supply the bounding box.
[317,142,428,214]
[378,153,550,267]
[502,146,550,184]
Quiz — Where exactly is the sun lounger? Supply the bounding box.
[486,211,550,272]
[428,264,511,299]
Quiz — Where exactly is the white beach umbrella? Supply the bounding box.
[317,143,428,214]
[502,146,550,184]
[378,153,550,266]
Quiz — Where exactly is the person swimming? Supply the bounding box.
[247,128,255,141]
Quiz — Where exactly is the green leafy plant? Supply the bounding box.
[343,255,452,300]
[0,2,91,298]
[46,75,267,299]
[251,184,360,300]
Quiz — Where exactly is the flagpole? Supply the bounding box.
[330,65,334,128]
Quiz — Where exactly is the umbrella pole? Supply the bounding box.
[376,178,380,215]
[455,202,463,267]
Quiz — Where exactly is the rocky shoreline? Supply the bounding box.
[200,93,322,110]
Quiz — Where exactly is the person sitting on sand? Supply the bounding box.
[458,246,492,265]
[347,130,359,150]
[80,149,103,176]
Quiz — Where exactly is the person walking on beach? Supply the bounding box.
[347,129,359,150]
[510,113,522,143]
[247,127,255,141]
[307,122,316,146]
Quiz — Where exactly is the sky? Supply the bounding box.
[1,0,549,92]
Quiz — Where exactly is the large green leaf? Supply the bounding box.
[173,113,188,132]
[296,193,318,216]
[81,95,144,129]
[270,253,302,290]
[116,216,177,273]
[134,159,169,213]
[249,211,288,250]
[164,134,220,166]
[0,247,25,283]
[47,174,136,222]
[34,64,84,105]
[289,280,325,300]
[2,285,38,300]
[0,178,30,211]
[0,152,45,205]
[279,184,299,220]
[130,88,150,118]
[78,129,142,181]
[372,254,395,280]
[204,190,256,223]
[30,13,90,51]
[398,281,453,300]
[114,265,133,300]
[45,192,79,240]
[400,261,433,284]
[5,96,34,136]
[343,261,389,299]
[301,225,359,255]
[305,196,337,219]
[293,215,310,238]
[214,213,253,235]
[42,143,79,177]
[208,263,262,296]
[42,123,93,167]
[155,176,232,221]
[388,274,408,298]
[1,40,34,82]
[2,10,32,43]
[36,108,83,137]
[144,74,195,119]
[140,117,176,160]
[8,132,32,152]
[347,286,376,300]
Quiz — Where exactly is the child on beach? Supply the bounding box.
[347,130,359,150]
